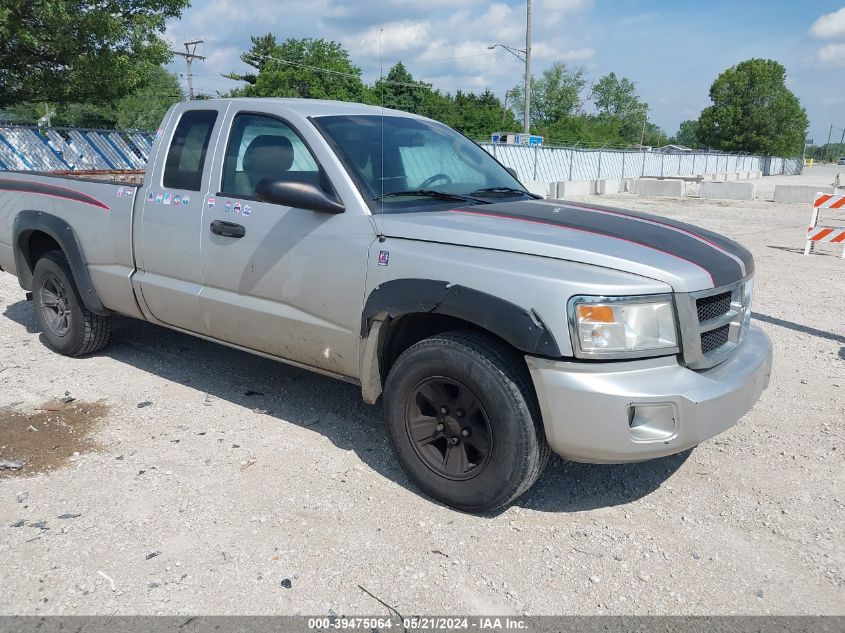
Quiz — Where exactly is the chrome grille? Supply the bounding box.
[700,324,730,354]
[675,277,752,370]
[696,292,731,323]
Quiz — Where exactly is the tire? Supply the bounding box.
[384,331,549,512]
[31,251,112,357]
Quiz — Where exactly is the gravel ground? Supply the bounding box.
[0,167,843,616]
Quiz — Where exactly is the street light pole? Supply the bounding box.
[639,107,648,147]
[524,0,532,136]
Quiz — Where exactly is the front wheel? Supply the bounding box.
[384,331,549,512]
[32,251,112,357]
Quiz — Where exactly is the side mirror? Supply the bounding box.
[255,178,345,214]
[505,167,520,181]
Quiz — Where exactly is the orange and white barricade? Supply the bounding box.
[805,193,845,257]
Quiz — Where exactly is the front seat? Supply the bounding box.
[242,135,295,191]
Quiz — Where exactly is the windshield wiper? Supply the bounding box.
[373,189,487,204]
[469,186,541,199]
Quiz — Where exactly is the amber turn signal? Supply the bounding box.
[577,304,615,323]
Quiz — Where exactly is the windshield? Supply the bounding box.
[313,114,530,212]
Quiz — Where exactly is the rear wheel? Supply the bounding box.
[32,251,112,357]
[384,331,548,512]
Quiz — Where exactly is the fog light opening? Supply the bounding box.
[628,403,677,442]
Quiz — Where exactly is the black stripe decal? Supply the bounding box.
[558,200,754,277]
[0,178,110,210]
[451,201,746,287]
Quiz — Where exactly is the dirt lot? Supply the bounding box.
[0,166,843,616]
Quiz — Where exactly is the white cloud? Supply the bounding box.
[810,7,845,39]
[816,42,845,67]
[353,21,431,57]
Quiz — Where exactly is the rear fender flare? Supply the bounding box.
[13,210,108,315]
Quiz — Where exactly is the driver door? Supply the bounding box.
[198,111,373,378]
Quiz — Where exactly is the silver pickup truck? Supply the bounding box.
[0,99,772,511]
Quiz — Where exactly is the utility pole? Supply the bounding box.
[171,40,205,100]
[825,124,833,163]
[523,0,532,136]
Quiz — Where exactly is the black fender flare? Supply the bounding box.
[361,278,561,357]
[13,210,108,315]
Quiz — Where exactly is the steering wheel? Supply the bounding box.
[419,173,453,189]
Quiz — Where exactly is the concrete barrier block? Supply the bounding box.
[749,171,762,179]
[595,179,620,195]
[523,180,550,198]
[623,178,636,192]
[700,181,756,201]
[773,185,833,204]
[634,178,685,198]
[555,180,595,197]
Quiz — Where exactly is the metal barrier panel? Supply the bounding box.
[0,125,154,171]
[479,143,800,183]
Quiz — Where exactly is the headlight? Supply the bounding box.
[568,294,679,358]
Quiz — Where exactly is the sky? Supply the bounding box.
[164,0,845,144]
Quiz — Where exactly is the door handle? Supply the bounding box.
[210,220,245,238]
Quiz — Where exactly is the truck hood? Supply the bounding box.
[381,199,754,292]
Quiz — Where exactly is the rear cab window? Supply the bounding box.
[163,110,218,191]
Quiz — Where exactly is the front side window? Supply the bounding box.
[163,110,217,191]
[221,113,322,199]
[313,115,528,212]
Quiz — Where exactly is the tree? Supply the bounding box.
[223,34,278,86]
[697,59,808,155]
[0,67,182,130]
[592,72,641,118]
[368,64,518,138]
[510,62,587,130]
[437,90,519,139]
[591,72,648,144]
[226,37,367,102]
[116,67,183,130]
[371,62,431,113]
[0,0,188,109]
[673,119,700,148]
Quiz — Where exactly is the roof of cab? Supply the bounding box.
[192,97,423,119]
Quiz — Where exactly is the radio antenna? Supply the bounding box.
[378,27,385,238]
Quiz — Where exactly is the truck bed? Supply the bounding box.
[0,171,142,319]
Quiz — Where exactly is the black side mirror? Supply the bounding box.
[505,167,520,181]
[255,178,345,214]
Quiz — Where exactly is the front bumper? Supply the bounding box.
[526,323,772,463]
